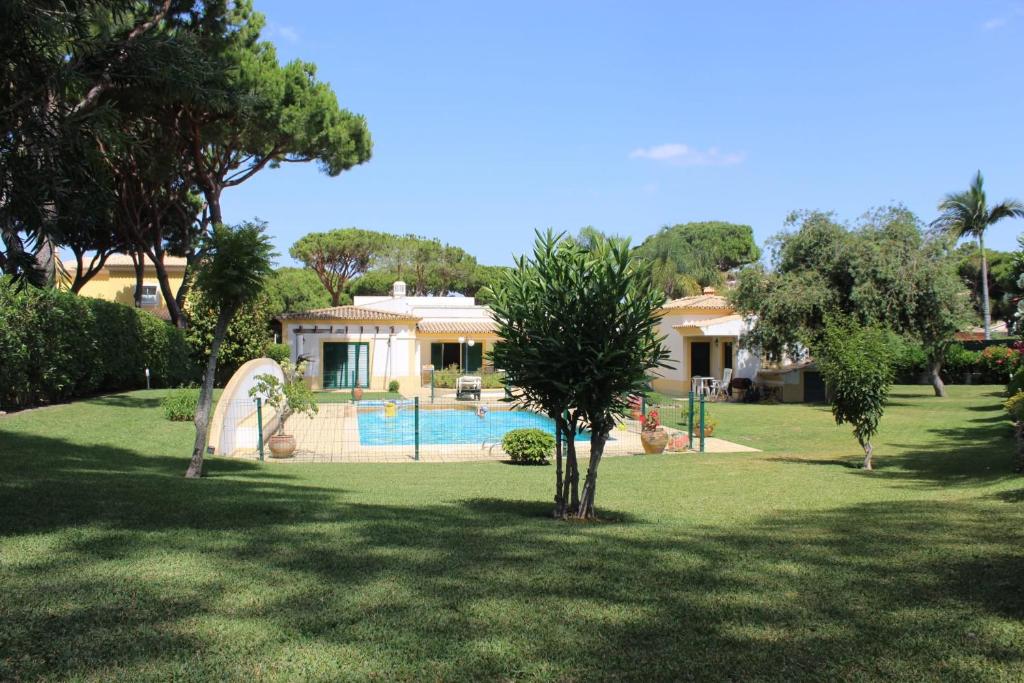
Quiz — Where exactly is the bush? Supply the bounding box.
[978,345,1021,384]
[943,345,981,381]
[0,284,195,410]
[185,288,274,385]
[264,342,291,363]
[432,366,505,389]
[388,379,400,393]
[501,428,554,465]
[889,337,927,383]
[162,388,200,421]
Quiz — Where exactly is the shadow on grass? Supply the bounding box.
[2,430,1023,680]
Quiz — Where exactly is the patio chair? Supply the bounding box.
[710,368,733,401]
[456,375,482,401]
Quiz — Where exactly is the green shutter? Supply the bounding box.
[431,343,443,370]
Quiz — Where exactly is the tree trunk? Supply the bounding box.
[979,234,991,341]
[861,441,873,470]
[149,248,186,328]
[132,250,145,308]
[185,310,232,478]
[930,358,946,398]
[563,437,579,515]
[553,419,565,518]
[576,431,608,519]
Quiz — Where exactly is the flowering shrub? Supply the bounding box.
[979,345,1021,383]
[642,410,661,431]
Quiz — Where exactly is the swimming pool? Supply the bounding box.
[357,407,590,446]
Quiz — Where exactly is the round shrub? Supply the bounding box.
[388,379,401,393]
[942,345,981,382]
[978,345,1020,384]
[162,388,200,421]
[501,428,554,465]
[264,342,291,363]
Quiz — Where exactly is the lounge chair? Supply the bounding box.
[456,375,482,401]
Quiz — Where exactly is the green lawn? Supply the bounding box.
[1,386,1022,681]
[314,390,404,403]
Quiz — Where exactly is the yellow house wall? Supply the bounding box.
[74,266,185,311]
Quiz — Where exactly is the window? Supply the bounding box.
[140,285,158,307]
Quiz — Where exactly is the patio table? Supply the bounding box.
[690,376,712,397]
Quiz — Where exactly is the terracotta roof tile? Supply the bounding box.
[416,320,496,335]
[662,294,733,311]
[277,306,416,322]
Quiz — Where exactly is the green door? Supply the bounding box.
[323,342,369,389]
[466,343,483,372]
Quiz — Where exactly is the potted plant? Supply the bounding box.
[249,360,319,458]
[639,409,669,454]
[697,408,718,438]
[352,386,364,401]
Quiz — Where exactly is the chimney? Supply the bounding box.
[392,280,407,298]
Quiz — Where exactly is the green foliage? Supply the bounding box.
[432,368,505,389]
[978,345,1021,384]
[888,336,928,382]
[634,221,761,297]
[732,206,970,391]
[162,388,200,422]
[290,229,385,306]
[943,345,981,380]
[0,284,193,409]
[815,321,895,459]
[387,380,401,393]
[248,360,319,435]
[489,230,670,516]
[265,267,334,315]
[264,343,291,364]
[1003,390,1024,422]
[185,289,275,385]
[501,428,555,465]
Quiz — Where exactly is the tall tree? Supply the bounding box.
[185,221,274,479]
[489,231,669,519]
[265,267,334,315]
[290,229,383,306]
[932,171,1024,340]
[634,221,761,297]
[732,206,970,396]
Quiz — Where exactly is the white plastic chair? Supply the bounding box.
[710,368,733,401]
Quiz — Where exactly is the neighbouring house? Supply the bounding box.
[277,281,498,394]
[650,288,762,397]
[755,359,826,403]
[59,254,186,319]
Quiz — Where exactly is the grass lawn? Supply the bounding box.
[1,386,1022,681]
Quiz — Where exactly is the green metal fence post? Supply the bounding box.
[641,395,647,418]
[430,369,435,404]
[256,397,264,462]
[414,396,420,461]
[699,393,706,453]
[687,391,694,448]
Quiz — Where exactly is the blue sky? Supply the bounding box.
[221,1,1024,267]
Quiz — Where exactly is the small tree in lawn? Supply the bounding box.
[489,230,669,519]
[185,222,275,479]
[815,321,895,470]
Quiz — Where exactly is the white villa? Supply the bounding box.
[650,288,761,397]
[278,281,497,394]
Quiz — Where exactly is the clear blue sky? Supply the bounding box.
[221,1,1024,267]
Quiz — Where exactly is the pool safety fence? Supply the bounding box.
[212,395,699,463]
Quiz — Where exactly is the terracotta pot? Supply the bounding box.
[352,387,364,400]
[700,424,715,438]
[640,427,669,454]
[267,433,296,458]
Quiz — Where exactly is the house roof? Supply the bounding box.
[662,293,733,312]
[277,306,417,322]
[416,320,497,335]
[104,254,188,268]
[672,314,742,336]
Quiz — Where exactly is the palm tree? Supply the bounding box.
[185,221,275,479]
[932,171,1024,339]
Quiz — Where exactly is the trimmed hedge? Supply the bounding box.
[0,284,195,410]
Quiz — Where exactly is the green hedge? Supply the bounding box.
[501,428,554,465]
[0,284,195,409]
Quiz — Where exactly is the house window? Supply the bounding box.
[430,342,482,372]
[140,285,158,307]
[323,342,369,389]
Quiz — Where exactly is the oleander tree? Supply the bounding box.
[185,221,275,479]
[815,320,895,470]
[489,230,669,519]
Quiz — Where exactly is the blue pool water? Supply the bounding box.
[357,407,590,446]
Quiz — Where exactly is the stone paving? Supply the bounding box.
[225,401,759,464]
